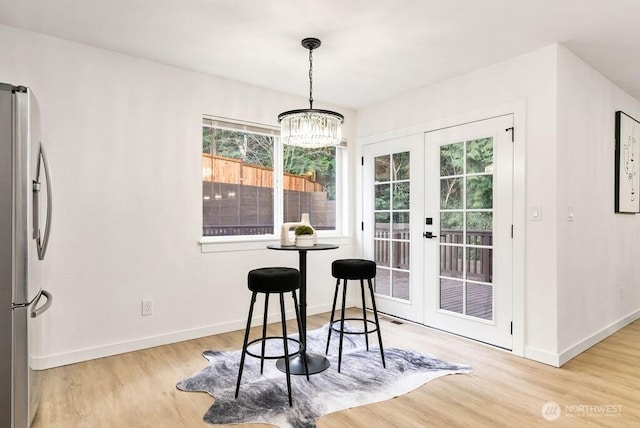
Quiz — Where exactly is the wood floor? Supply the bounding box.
[33,311,640,427]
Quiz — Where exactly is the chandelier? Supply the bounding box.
[278,38,344,148]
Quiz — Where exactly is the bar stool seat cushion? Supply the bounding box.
[331,259,376,280]
[248,267,300,293]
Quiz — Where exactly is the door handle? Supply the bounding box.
[31,289,53,318]
[423,231,438,239]
[35,143,52,261]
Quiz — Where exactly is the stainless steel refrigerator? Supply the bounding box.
[1,83,53,427]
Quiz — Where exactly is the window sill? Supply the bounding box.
[199,234,352,253]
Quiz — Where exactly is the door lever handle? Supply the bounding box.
[423,231,438,239]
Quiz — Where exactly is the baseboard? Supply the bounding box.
[524,346,561,367]
[524,308,640,368]
[557,308,640,366]
[32,301,346,370]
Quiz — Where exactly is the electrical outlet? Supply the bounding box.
[142,299,153,316]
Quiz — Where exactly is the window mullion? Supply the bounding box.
[273,137,284,232]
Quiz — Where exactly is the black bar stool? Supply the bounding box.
[235,267,309,406]
[325,259,385,373]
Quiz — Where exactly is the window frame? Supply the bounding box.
[200,115,346,249]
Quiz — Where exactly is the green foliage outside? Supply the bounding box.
[374,152,410,211]
[284,145,336,200]
[203,127,273,167]
[440,138,493,231]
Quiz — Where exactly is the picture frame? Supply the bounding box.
[615,111,640,213]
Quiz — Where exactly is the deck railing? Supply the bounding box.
[374,227,493,283]
[203,225,335,237]
[203,225,274,236]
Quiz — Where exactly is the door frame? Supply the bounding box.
[357,100,525,357]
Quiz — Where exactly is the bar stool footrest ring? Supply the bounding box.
[330,317,379,335]
[245,336,305,360]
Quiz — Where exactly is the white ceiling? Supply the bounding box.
[2,0,640,109]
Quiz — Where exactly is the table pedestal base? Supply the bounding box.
[276,352,330,375]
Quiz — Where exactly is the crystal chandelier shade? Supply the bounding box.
[278,109,343,148]
[278,38,344,148]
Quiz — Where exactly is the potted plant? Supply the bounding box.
[294,225,315,247]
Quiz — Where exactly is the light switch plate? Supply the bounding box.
[531,206,542,221]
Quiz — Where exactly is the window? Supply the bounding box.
[202,117,341,238]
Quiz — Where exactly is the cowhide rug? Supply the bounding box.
[177,323,471,427]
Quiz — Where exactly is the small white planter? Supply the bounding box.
[295,235,315,247]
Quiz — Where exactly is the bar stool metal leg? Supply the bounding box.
[338,278,348,373]
[368,278,386,368]
[279,293,293,406]
[260,293,269,374]
[360,279,370,351]
[235,292,257,399]
[325,278,341,355]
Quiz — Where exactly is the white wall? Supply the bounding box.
[356,45,561,364]
[0,25,357,368]
[556,45,640,363]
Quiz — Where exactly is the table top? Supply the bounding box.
[267,243,339,251]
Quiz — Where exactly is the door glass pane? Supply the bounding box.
[393,182,410,209]
[375,268,391,296]
[393,241,409,269]
[466,176,493,209]
[440,278,463,313]
[441,178,463,209]
[375,184,390,209]
[466,282,493,320]
[440,245,463,279]
[375,212,390,236]
[375,155,391,182]
[392,270,410,299]
[392,152,410,180]
[440,142,464,176]
[466,138,493,174]
[393,212,410,240]
[440,212,463,243]
[374,240,390,267]
[467,247,493,283]
[466,212,492,245]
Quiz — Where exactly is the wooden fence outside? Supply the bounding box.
[202,154,323,192]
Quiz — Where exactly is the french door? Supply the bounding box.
[424,115,514,350]
[363,115,514,350]
[362,135,424,322]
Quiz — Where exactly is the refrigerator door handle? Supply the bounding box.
[31,289,53,318]
[35,143,52,260]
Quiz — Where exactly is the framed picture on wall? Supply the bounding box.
[615,111,640,213]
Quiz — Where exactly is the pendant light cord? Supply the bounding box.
[308,47,314,109]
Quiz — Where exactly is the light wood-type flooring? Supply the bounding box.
[33,310,640,427]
